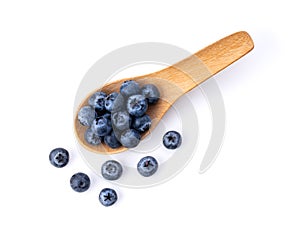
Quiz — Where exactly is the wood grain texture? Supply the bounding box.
[74,31,254,154]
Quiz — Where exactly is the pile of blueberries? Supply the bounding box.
[78,80,161,149]
[50,80,184,207]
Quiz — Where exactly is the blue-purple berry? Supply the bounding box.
[88,91,107,112]
[111,94,126,112]
[49,148,69,168]
[163,130,182,149]
[137,156,158,177]
[111,111,131,132]
[101,160,123,180]
[99,188,118,207]
[120,80,140,97]
[78,106,95,127]
[105,92,119,112]
[132,114,151,132]
[141,84,160,104]
[85,128,102,145]
[127,94,148,117]
[120,129,141,148]
[104,131,122,149]
[91,116,112,137]
[70,172,90,193]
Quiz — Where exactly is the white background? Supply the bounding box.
[0,0,299,226]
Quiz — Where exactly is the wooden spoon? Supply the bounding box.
[74,31,254,154]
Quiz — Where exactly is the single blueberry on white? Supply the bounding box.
[163,130,182,149]
[101,160,123,180]
[137,156,158,177]
[49,148,69,168]
[70,172,90,193]
[99,188,118,207]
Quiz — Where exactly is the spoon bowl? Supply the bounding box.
[74,31,254,154]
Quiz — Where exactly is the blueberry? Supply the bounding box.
[49,148,69,168]
[104,92,119,112]
[137,156,158,177]
[120,129,141,148]
[85,128,102,145]
[120,80,140,97]
[95,109,110,119]
[127,94,148,117]
[141,84,160,104]
[99,188,118,207]
[101,160,123,180]
[132,114,151,132]
[78,106,95,127]
[111,111,131,132]
[101,112,112,122]
[88,91,107,112]
[111,94,126,112]
[91,116,112,137]
[104,131,122,149]
[163,130,182,149]
[70,172,90,193]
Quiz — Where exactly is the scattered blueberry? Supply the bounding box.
[49,148,69,168]
[99,188,118,207]
[70,172,90,193]
[132,114,151,132]
[104,131,122,149]
[163,130,182,149]
[78,106,95,127]
[88,91,107,112]
[120,80,140,97]
[104,92,119,112]
[91,116,112,137]
[101,160,123,180]
[137,156,158,177]
[111,111,131,132]
[127,94,148,117]
[120,129,141,148]
[141,84,160,104]
[85,128,102,145]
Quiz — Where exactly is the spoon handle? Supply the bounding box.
[196,31,254,74]
[155,31,254,94]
